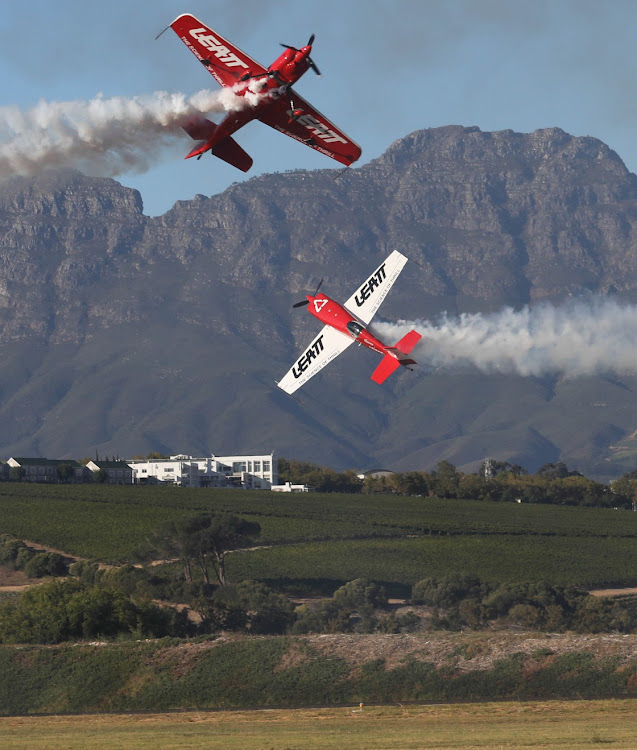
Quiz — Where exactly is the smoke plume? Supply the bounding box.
[0,87,260,178]
[373,297,637,377]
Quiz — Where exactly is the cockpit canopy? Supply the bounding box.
[347,321,365,338]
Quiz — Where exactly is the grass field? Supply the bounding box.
[1,700,636,749]
[227,533,637,589]
[2,483,637,589]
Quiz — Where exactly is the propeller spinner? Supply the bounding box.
[280,34,321,76]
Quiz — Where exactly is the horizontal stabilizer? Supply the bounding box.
[182,114,253,171]
[185,140,209,159]
[371,329,422,385]
[371,354,401,384]
[211,137,253,172]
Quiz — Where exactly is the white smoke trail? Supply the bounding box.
[0,87,260,178]
[373,297,637,377]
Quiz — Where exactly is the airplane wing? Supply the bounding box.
[277,325,355,395]
[343,250,409,325]
[170,14,267,87]
[258,91,362,167]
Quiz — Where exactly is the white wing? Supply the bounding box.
[343,250,409,325]
[277,325,355,395]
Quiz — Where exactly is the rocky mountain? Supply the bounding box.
[2,126,637,477]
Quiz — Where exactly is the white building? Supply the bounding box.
[127,453,277,489]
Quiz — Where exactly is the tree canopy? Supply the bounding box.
[147,513,261,585]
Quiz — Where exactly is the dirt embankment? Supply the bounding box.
[298,631,637,671]
[135,630,637,676]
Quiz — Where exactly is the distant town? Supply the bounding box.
[0,453,307,492]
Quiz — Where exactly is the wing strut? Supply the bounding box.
[333,166,350,181]
[155,24,171,40]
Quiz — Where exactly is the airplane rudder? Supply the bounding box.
[182,115,217,142]
[395,330,422,355]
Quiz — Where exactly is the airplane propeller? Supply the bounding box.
[280,34,321,76]
[292,278,323,308]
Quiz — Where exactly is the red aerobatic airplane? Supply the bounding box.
[278,251,422,395]
[164,14,362,172]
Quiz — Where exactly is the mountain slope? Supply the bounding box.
[2,126,637,476]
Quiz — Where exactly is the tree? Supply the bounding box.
[508,603,543,629]
[293,579,388,635]
[458,598,486,627]
[432,460,460,498]
[213,580,295,634]
[9,466,25,481]
[332,578,387,610]
[23,552,66,578]
[608,475,637,509]
[147,513,260,586]
[0,579,174,644]
[412,574,488,609]
[147,516,208,582]
[480,460,527,478]
[277,457,362,493]
[195,514,261,585]
[93,468,109,483]
[56,463,75,483]
[536,462,580,480]
[385,472,430,496]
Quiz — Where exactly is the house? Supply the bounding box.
[126,455,199,486]
[86,460,133,485]
[127,452,277,489]
[7,457,90,483]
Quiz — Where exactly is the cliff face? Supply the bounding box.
[1,126,637,476]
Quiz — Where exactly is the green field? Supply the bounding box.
[1,700,636,749]
[227,534,637,589]
[3,482,637,719]
[1,483,636,588]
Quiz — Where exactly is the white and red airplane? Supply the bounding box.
[163,14,362,172]
[278,251,422,395]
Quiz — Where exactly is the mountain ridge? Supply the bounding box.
[1,125,637,477]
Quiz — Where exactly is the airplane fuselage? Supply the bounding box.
[306,293,393,358]
[199,47,312,152]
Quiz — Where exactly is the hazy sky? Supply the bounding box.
[1,0,636,216]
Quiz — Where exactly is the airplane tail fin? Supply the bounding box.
[211,137,253,172]
[370,330,422,385]
[183,115,253,172]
